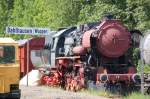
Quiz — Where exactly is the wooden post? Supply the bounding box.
[26,40,29,86]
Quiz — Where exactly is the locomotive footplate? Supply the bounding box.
[56,56,80,60]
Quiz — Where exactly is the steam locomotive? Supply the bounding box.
[38,17,142,93]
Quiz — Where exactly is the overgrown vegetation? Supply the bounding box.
[80,89,119,98]
[124,92,150,99]
[80,89,150,99]
[1,0,150,37]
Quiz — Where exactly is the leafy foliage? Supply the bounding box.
[0,0,10,36]
[1,0,150,35]
[79,0,150,30]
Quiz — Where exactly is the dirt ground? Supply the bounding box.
[20,85,109,99]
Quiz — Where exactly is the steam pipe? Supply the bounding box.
[88,55,92,65]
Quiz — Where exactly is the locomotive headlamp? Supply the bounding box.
[132,74,141,84]
[100,74,108,82]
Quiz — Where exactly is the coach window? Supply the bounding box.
[30,50,43,68]
[31,50,51,68]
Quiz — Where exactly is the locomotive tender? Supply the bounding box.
[37,17,141,92]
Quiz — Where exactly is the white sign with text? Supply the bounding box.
[6,26,50,35]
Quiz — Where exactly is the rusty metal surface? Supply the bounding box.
[19,37,45,76]
[73,46,86,55]
[97,20,130,57]
[82,29,95,48]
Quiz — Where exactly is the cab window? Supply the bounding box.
[0,46,15,64]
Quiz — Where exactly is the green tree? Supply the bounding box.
[1,0,150,39]
[46,0,82,29]
[126,0,150,31]
[0,0,14,36]
[9,0,82,31]
[79,0,150,31]
[8,0,54,39]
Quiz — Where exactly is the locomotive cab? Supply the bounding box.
[0,38,20,99]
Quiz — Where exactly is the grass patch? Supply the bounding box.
[81,89,150,99]
[124,92,150,99]
[80,88,121,98]
[40,85,150,99]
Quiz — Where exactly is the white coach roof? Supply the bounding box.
[0,38,18,44]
